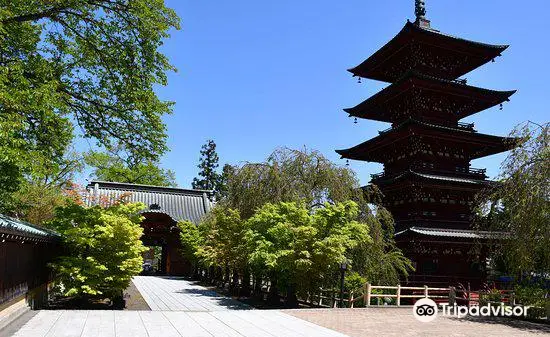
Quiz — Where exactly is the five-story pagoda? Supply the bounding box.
[336,1,518,287]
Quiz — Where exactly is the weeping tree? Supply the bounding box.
[477,121,550,277]
[183,148,413,306]
[221,147,368,218]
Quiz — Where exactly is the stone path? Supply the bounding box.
[10,310,348,337]
[7,276,346,337]
[9,277,549,336]
[131,276,248,311]
[287,308,550,337]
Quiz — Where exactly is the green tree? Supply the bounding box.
[192,140,222,193]
[8,151,83,224]
[246,201,387,306]
[178,220,202,276]
[84,147,176,186]
[222,147,367,219]
[477,121,549,276]
[0,0,180,206]
[46,201,147,301]
[181,147,413,306]
[196,206,250,285]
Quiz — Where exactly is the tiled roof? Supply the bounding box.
[344,71,516,122]
[348,20,508,82]
[86,181,214,224]
[395,226,508,239]
[0,214,60,242]
[336,118,519,162]
[413,172,487,185]
[376,170,489,185]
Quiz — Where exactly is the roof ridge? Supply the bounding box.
[88,181,213,194]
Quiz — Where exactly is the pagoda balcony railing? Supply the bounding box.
[466,167,487,175]
[456,122,475,131]
[378,126,393,135]
[370,166,486,181]
[451,78,468,85]
[371,172,385,180]
[378,122,475,135]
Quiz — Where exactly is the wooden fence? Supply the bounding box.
[348,284,450,307]
[300,283,519,308]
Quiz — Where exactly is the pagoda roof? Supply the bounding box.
[375,170,489,186]
[395,226,508,240]
[348,21,508,82]
[344,71,516,122]
[335,119,519,162]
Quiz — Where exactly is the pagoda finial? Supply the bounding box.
[415,0,426,19]
[414,0,431,28]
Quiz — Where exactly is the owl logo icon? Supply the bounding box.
[413,298,438,322]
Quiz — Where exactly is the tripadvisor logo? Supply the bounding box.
[413,298,438,322]
[413,298,530,322]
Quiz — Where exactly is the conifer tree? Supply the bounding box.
[192,140,221,192]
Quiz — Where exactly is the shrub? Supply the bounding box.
[47,202,147,300]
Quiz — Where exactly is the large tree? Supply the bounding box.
[0,1,180,206]
[84,147,176,187]
[182,148,413,306]
[221,147,370,219]
[478,122,549,276]
[9,151,83,224]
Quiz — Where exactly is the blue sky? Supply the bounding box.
[88,0,549,187]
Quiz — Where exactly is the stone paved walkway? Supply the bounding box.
[8,277,550,336]
[131,276,248,311]
[10,310,348,337]
[287,308,550,337]
[7,276,346,337]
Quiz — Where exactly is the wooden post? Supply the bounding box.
[350,291,354,308]
[365,283,371,307]
[424,285,429,298]
[397,284,401,306]
[332,290,337,308]
[449,286,456,306]
[319,291,323,307]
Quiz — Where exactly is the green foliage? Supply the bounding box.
[196,206,249,271]
[344,272,366,292]
[183,200,412,298]
[222,147,370,219]
[192,140,223,194]
[46,202,147,299]
[0,0,179,157]
[514,284,549,319]
[179,148,413,305]
[84,147,176,186]
[7,151,82,223]
[477,122,550,275]
[178,220,202,268]
[0,0,179,207]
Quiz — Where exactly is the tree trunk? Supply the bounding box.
[267,277,279,306]
[253,275,263,299]
[230,270,239,295]
[241,270,251,297]
[285,283,299,308]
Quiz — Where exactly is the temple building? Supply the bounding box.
[336,1,518,287]
[86,181,214,276]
